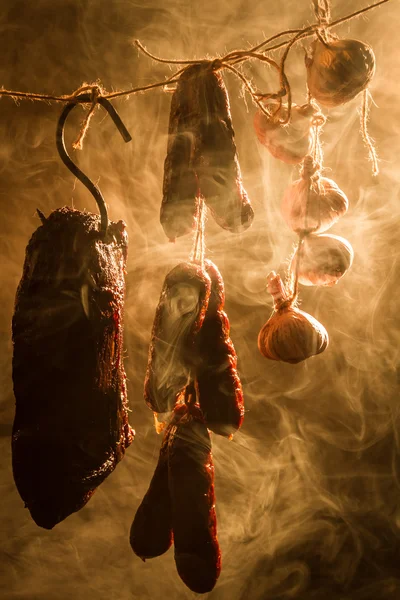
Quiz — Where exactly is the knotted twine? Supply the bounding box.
[0,0,389,150]
[190,197,206,270]
[309,0,379,175]
[71,83,104,150]
[285,106,326,302]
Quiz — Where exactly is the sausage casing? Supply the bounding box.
[169,404,221,593]
[161,64,254,239]
[196,260,244,436]
[144,262,211,413]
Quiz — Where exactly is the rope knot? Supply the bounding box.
[301,155,321,180]
[72,82,104,150]
[210,58,223,71]
[89,84,101,103]
[311,113,326,128]
[70,82,104,103]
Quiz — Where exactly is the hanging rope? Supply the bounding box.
[247,0,388,54]
[288,233,305,304]
[71,84,104,150]
[360,89,379,176]
[0,0,389,108]
[0,0,389,150]
[190,197,206,269]
[286,104,327,302]
[312,0,332,26]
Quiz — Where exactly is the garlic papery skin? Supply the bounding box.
[291,234,354,287]
[258,306,329,364]
[254,103,317,165]
[257,271,329,364]
[306,38,375,108]
[281,176,348,234]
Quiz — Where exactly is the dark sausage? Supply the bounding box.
[161,64,254,240]
[195,66,254,233]
[195,260,244,437]
[129,432,172,560]
[169,403,221,593]
[144,262,211,414]
[129,408,187,559]
[161,66,201,242]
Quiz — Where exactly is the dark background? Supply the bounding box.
[0,1,399,598]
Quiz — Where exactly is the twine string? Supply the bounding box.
[190,196,206,269]
[313,0,333,45]
[312,0,332,26]
[0,0,389,149]
[255,0,388,55]
[199,199,206,269]
[360,89,379,176]
[134,41,283,119]
[312,117,323,230]
[72,84,103,150]
[134,40,206,65]
[275,28,310,124]
[300,108,325,183]
[220,63,275,118]
[289,105,326,301]
[289,233,306,303]
[0,0,388,107]
[0,68,189,104]
[311,109,325,170]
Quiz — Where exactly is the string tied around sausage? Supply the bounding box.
[210,58,223,71]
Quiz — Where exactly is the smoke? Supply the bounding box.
[0,0,400,598]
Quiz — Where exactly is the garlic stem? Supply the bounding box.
[266,271,288,309]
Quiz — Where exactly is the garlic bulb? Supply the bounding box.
[306,38,375,107]
[258,272,328,363]
[254,103,317,164]
[281,175,348,234]
[291,234,354,287]
[258,307,329,364]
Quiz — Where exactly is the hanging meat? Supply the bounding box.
[12,207,134,529]
[131,400,220,594]
[169,401,221,594]
[129,406,179,560]
[135,258,243,592]
[144,261,211,414]
[195,65,254,233]
[161,63,254,240]
[195,259,244,437]
[160,67,200,241]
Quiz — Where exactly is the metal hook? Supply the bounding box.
[56,94,132,235]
